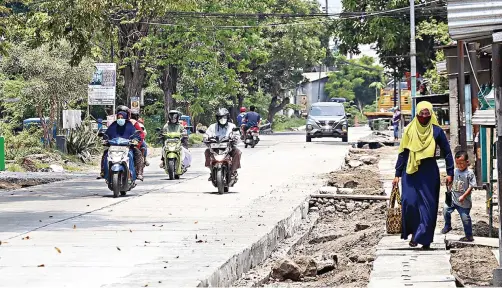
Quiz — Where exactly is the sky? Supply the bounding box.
[317,0,380,63]
[317,0,342,13]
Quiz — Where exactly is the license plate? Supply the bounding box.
[321,129,333,133]
[211,143,227,149]
[109,146,129,153]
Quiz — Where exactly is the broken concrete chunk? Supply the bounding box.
[337,188,354,195]
[347,160,364,168]
[271,258,302,281]
[295,257,318,277]
[359,155,379,165]
[355,223,371,232]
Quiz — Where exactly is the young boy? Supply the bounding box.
[441,151,476,242]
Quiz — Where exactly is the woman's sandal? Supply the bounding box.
[409,240,418,247]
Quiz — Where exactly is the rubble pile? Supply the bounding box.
[356,131,395,149]
[265,145,388,287]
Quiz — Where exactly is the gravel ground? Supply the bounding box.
[451,246,498,286]
[236,147,389,287]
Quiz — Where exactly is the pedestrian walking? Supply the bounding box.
[392,101,454,249]
[393,108,401,141]
[441,151,476,242]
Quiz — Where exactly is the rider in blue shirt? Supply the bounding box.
[243,105,261,133]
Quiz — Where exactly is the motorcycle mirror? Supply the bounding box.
[155,127,161,132]
[346,113,352,118]
[198,129,206,134]
[232,127,240,132]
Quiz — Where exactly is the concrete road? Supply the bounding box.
[0,127,371,288]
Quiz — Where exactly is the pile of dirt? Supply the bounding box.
[266,202,387,287]
[265,146,387,287]
[451,247,498,286]
[326,148,382,195]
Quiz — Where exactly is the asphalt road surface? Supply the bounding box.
[0,127,371,288]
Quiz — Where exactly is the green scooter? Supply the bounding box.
[162,132,186,180]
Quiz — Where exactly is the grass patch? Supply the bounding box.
[7,163,25,172]
[272,117,305,132]
[62,165,83,172]
[189,133,204,145]
[34,162,50,170]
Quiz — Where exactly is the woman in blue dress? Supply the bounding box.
[392,101,454,249]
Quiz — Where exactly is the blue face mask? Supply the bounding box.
[117,119,126,126]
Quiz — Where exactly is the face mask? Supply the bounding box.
[117,119,126,126]
[417,115,431,126]
[219,118,228,125]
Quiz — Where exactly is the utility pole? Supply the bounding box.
[491,42,502,285]
[410,0,417,119]
[458,41,467,151]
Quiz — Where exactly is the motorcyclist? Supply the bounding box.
[159,110,192,169]
[242,105,261,135]
[101,110,144,181]
[137,118,149,167]
[203,108,242,179]
[237,107,247,139]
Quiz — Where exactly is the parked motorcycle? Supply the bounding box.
[244,126,260,148]
[103,136,139,198]
[205,130,239,194]
[162,131,186,180]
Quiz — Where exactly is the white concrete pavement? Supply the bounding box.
[0,127,371,288]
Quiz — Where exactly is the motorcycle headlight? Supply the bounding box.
[214,155,225,162]
[109,151,126,162]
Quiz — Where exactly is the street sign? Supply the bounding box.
[88,63,116,106]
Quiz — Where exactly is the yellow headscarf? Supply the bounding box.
[398,101,439,174]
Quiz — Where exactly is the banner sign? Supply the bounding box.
[88,63,116,105]
[131,97,140,113]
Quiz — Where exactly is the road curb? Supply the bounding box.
[197,196,311,287]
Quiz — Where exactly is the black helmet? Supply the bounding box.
[168,110,182,123]
[116,105,129,114]
[130,110,140,120]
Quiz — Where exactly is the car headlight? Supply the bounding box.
[307,124,313,130]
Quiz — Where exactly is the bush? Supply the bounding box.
[189,133,204,145]
[1,124,44,161]
[272,115,305,132]
[66,121,100,162]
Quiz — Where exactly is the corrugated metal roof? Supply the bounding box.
[447,0,502,41]
[472,109,496,127]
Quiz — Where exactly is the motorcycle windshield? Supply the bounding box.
[163,132,181,139]
[108,138,131,146]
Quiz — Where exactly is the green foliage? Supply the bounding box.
[335,0,447,73]
[272,115,305,132]
[66,122,100,162]
[325,56,383,108]
[0,124,44,161]
[417,20,451,94]
[188,133,204,145]
[7,163,25,172]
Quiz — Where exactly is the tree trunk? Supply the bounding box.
[118,22,149,106]
[267,92,290,122]
[160,65,178,121]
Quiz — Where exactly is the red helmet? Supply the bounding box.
[240,107,246,113]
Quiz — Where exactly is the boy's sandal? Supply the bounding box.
[441,227,452,234]
[459,236,474,242]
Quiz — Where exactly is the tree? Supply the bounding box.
[325,56,383,111]
[334,0,447,74]
[1,41,93,145]
[369,81,385,111]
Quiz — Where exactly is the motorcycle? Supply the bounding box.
[162,131,186,180]
[103,136,139,198]
[205,129,240,194]
[244,126,260,148]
